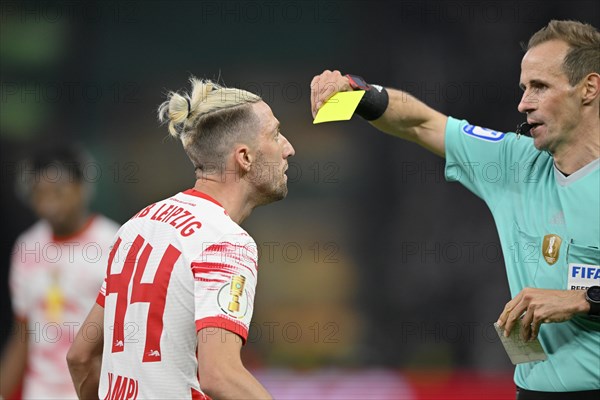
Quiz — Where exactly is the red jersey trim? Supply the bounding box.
[191,387,209,400]
[196,316,248,345]
[182,189,223,208]
[52,214,97,242]
[96,291,105,308]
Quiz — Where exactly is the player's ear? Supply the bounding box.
[233,144,253,173]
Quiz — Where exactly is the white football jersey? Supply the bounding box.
[9,215,119,399]
[96,189,258,400]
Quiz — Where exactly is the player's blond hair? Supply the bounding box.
[525,20,600,86]
[158,77,262,172]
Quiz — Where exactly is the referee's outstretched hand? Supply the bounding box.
[496,288,590,342]
[310,70,352,118]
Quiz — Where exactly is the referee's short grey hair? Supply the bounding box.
[525,20,599,86]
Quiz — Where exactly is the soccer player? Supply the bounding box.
[67,78,295,399]
[310,20,599,398]
[0,145,120,399]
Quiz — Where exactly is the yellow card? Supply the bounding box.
[313,90,366,124]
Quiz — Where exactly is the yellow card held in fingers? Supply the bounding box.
[313,90,366,124]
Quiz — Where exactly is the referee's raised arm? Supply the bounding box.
[310,69,448,157]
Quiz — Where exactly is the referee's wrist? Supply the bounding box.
[585,286,600,317]
[345,74,389,121]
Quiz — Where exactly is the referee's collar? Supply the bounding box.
[554,158,600,186]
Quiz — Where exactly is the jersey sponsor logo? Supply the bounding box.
[102,372,139,400]
[217,275,249,319]
[542,234,562,265]
[461,124,505,142]
[568,264,600,291]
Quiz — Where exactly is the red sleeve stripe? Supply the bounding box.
[191,262,255,279]
[200,242,257,266]
[96,291,105,307]
[196,316,248,345]
[193,275,226,284]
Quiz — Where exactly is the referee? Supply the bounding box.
[311,20,600,399]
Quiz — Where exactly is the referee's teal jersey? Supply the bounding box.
[444,116,600,391]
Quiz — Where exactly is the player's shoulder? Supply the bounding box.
[88,214,121,241]
[176,190,256,245]
[217,227,255,247]
[92,214,121,232]
[174,189,246,231]
[10,220,50,267]
[201,214,255,250]
[14,219,51,244]
[122,190,250,241]
[172,189,222,211]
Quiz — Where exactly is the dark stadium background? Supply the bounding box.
[1,1,598,398]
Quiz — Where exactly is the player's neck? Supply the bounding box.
[51,211,90,238]
[192,180,255,225]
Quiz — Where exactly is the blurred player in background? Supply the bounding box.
[0,145,119,399]
[311,20,599,399]
[67,78,295,399]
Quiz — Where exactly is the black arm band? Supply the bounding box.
[355,85,389,121]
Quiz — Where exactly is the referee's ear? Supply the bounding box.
[580,72,600,106]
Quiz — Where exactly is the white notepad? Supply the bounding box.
[494,322,548,364]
